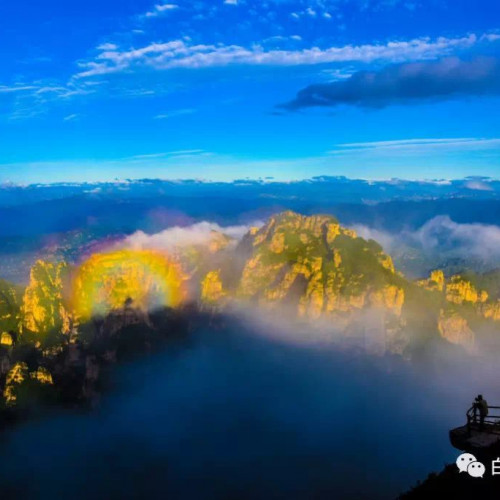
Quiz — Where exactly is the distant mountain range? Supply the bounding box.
[1,178,499,284]
[1,177,499,208]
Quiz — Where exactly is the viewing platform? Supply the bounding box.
[450,404,500,456]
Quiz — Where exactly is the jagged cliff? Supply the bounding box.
[204,212,405,314]
[200,212,499,353]
[20,261,72,337]
[417,269,500,346]
[418,269,499,309]
[0,279,22,337]
[201,211,410,353]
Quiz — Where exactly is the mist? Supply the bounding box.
[122,221,262,252]
[354,215,500,276]
[1,316,498,500]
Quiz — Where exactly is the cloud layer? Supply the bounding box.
[354,215,500,272]
[283,56,500,109]
[75,34,484,78]
[123,221,258,251]
[415,215,500,263]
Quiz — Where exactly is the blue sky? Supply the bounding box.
[0,0,499,183]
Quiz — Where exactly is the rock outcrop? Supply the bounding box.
[232,212,404,316]
[417,270,500,324]
[0,278,22,335]
[201,211,408,353]
[445,276,488,305]
[196,213,500,353]
[438,309,475,348]
[2,362,53,407]
[479,300,500,321]
[417,270,445,292]
[201,270,226,306]
[20,261,72,337]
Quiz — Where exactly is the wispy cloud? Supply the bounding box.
[154,108,197,119]
[63,113,79,122]
[283,55,500,109]
[126,149,208,161]
[329,137,500,154]
[3,80,97,120]
[0,85,38,94]
[74,33,491,78]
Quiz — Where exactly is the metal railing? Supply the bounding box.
[466,404,500,435]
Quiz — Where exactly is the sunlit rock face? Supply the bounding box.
[198,212,500,355]
[3,362,53,407]
[417,270,500,323]
[21,261,71,336]
[479,301,500,321]
[201,212,407,350]
[0,279,22,335]
[195,211,416,355]
[72,250,186,321]
[3,362,28,405]
[417,269,445,292]
[438,309,475,348]
[445,276,488,305]
[231,211,405,318]
[201,270,226,306]
[0,332,12,346]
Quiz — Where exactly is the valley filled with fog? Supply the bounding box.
[0,316,497,499]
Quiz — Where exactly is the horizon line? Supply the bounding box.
[0,175,499,190]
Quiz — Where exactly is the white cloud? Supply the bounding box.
[224,0,238,4]
[75,32,491,78]
[354,216,500,268]
[350,225,397,252]
[97,43,118,51]
[123,221,258,252]
[481,33,500,42]
[145,3,179,18]
[464,179,494,191]
[156,3,178,10]
[415,216,500,263]
[63,113,79,121]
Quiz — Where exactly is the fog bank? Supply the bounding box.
[0,319,498,499]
